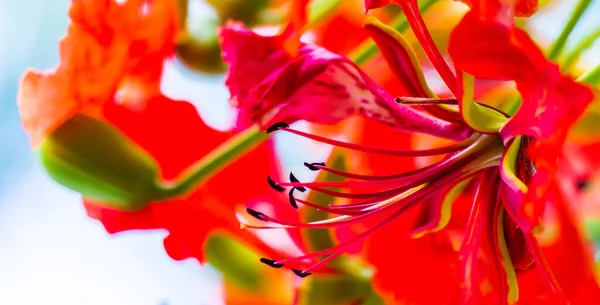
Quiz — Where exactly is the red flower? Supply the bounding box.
[238,1,599,303]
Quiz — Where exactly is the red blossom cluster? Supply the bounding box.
[17,0,600,304]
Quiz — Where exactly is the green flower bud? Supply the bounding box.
[37,114,165,211]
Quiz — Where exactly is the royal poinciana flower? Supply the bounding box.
[221,0,600,303]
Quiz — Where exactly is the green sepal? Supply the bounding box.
[37,114,164,211]
[500,136,528,193]
[205,233,267,291]
[459,73,508,133]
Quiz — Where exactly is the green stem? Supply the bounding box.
[348,0,438,65]
[561,25,600,70]
[158,126,268,198]
[547,0,592,60]
[578,63,600,85]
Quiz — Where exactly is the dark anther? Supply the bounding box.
[267,176,286,192]
[289,172,306,192]
[260,258,284,268]
[266,122,290,134]
[291,268,312,278]
[288,188,298,209]
[576,179,588,191]
[304,162,325,171]
[246,208,268,221]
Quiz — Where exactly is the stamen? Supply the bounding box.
[260,258,285,268]
[272,197,422,264]
[395,96,458,105]
[304,162,325,171]
[277,126,476,156]
[289,172,306,192]
[267,175,286,192]
[291,268,312,278]
[246,208,269,221]
[288,188,298,209]
[306,161,436,181]
[292,253,339,276]
[293,197,364,215]
[244,186,424,229]
[266,122,290,134]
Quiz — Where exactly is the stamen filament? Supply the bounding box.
[277,126,476,156]
[395,97,458,105]
[396,0,457,95]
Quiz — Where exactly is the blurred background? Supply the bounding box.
[1,0,600,304]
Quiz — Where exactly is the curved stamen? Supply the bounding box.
[244,185,425,229]
[395,97,458,105]
[267,175,286,192]
[289,172,306,192]
[292,197,364,215]
[271,124,477,156]
[304,161,436,181]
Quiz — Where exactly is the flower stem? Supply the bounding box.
[349,0,438,66]
[158,126,268,199]
[547,0,592,60]
[560,25,600,70]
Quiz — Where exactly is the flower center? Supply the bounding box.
[245,121,510,277]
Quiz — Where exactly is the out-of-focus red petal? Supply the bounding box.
[17,0,179,146]
[457,0,539,17]
[219,22,470,141]
[85,96,286,262]
[365,0,390,11]
[448,13,546,83]
[517,183,600,304]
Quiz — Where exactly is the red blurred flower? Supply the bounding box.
[17,0,286,263]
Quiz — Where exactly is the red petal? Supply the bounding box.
[456,0,539,17]
[17,0,179,146]
[219,22,469,141]
[365,219,460,304]
[85,96,286,262]
[449,11,594,231]
[460,171,518,304]
[365,0,391,11]
[517,183,600,304]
